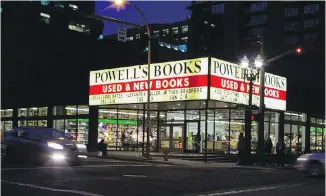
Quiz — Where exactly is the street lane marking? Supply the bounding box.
[1,180,105,196]
[198,183,303,196]
[1,164,169,171]
[123,174,147,178]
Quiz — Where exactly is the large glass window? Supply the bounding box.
[39,107,47,116]
[38,120,47,127]
[18,108,27,117]
[119,110,138,149]
[78,105,89,115]
[66,105,77,115]
[28,108,38,117]
[284,124,292,154]
[19,120,27,127]
[4,121,12,131]
[316,128,323,151]
[53,106,65,115]
[53,119,65,131]
[28,120,38,127]
[310,127,316,151]
[98,109,118,148]
[77,119,89,144]
[230,119,244,154]
[65,119,77,140]
[4,109,13,117]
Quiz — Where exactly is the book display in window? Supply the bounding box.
[77,119,89,144]
[65,119,77,140]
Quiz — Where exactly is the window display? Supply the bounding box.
[310,127,316,151]
[0,110,4,118]
[77,119,89,144]
[4,109,13,117]
[18,108,27,117]
[78,106,89,115]
[4,121,12,131]
[53,119,65,131]
[66,106,77,115]
[19,120,27,127]
[316,128,323,150]
[28,120,37,126]
[119,110,138,149]
[65,119,77,140]
[39,107,47,116]
[53,106,65,115]
[28,108,38,116]
[38,120,47,127]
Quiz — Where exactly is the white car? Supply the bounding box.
[294,152,325,176]
[4,127,87,165]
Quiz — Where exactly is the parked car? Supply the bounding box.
[3,127,87,165]
[294,152,325,176]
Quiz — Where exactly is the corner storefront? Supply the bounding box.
[1,57,325,154]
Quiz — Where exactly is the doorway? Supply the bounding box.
[160,124,184,152]
[185,121,200,153]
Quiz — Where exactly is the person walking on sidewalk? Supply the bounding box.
[265,138,273,165]
[237,133,246,165]
[276,141,285,167]
[98,139,107,157]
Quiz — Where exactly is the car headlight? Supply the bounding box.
[297,154,311,161]
[76,144,87,150]
[52,153,65,161]
[47,142,64,150]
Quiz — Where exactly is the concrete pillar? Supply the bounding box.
[278,112,284,144]
[305,114,311,153]
[88,106,99,152]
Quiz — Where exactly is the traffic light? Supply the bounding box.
[251,114,259,121]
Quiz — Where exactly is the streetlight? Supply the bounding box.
[240,55,261,164]
[112,0,152,159]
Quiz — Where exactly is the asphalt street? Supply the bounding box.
[1,158,325,196]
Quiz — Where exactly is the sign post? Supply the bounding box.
[117,26,127,42]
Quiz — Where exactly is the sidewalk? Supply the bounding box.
[86,151,294,171]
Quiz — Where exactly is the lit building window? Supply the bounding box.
[212,3,224,15]
[284,8,298,17]
[304,18,319,28]
[153,30,160,37]
[181,37,188,42]
[136,34,140,39]
[284,21,299,31]
[126,36,134,41]
[284,35,299,44]
[40,12,50,24]
[181,25,188,33]
[250,2,267,12]
[68,22,90,34]
[304,4,319,14]
[41,0,49,6]
[69,4,78,10]
[304,33,318,42]
[249,14,267,25]
[162,29,169,36]
[172,27,179,34]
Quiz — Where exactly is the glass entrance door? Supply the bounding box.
[160,124,184,152]
[185,121,200,152]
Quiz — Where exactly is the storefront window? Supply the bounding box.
[18,108,27,117]
[39,107,47,116]
[28,108,38,117]
[4,109,13,117]
[186,110,199,120]
[53,106,65,115]
[230,120,244,154]
[316,128,323,151]
[98,109,118,148]
[38,120,47,127]
[65,119,77,140]
[270,122,277,150]
[119,110,138,148]
[316,118,323,125]
[19,120,27,127]
[292,125,301,152]
[66,105,77,115]
[0,110,4,117]
[77,119,89,144]
[28,120,38,126]
[270,112,280,123]
[310,127,316,151]
[78,105,89,115]
[53,119,65,131]
[214,112,229,154]
[285,112,291,120]
[311,117,316,124]
[284,124,292,154]
[206,110,214,153]
[300,126,306,152]
[4,121,13,131]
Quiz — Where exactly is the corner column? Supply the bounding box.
[88,106,99,152]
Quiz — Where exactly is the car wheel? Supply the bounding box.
[309,162,323,176]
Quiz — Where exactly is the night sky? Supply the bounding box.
[95,1,191,35]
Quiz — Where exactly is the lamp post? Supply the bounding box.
[240,55,261,163]
[112,0,152,158]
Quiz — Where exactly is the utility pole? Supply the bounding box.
[257,32,265,166]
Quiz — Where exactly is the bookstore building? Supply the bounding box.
[1,57,325,154]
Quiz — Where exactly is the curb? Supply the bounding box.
[87,155,187,167]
